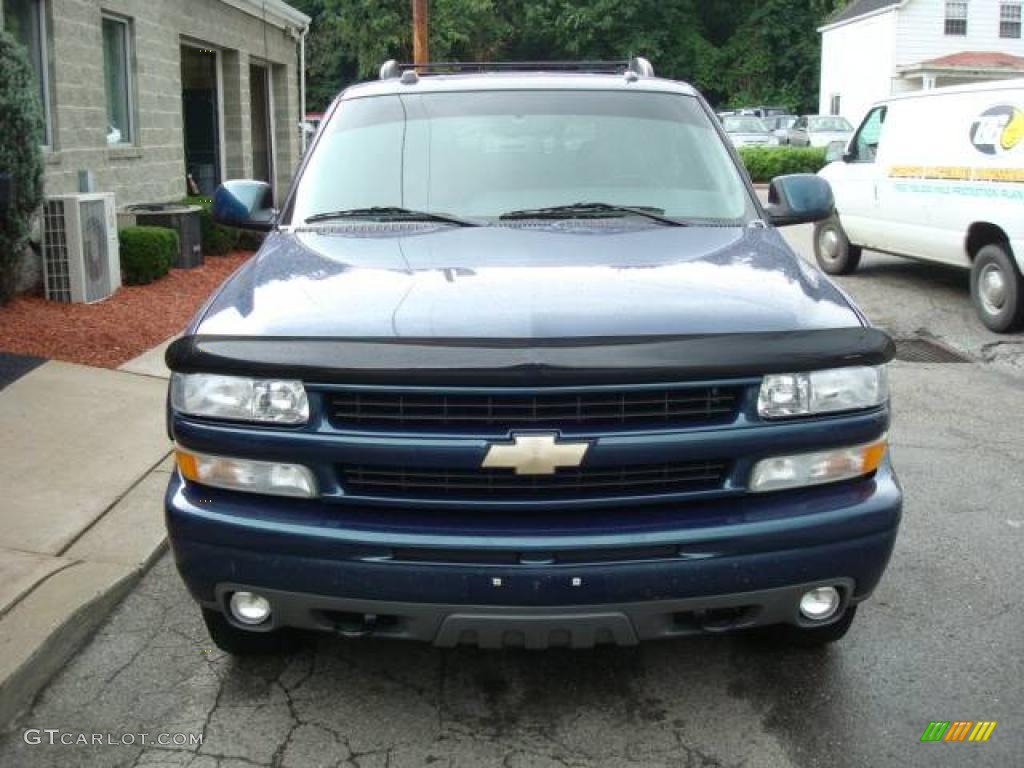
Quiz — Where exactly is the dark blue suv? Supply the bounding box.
[165,59,900,653]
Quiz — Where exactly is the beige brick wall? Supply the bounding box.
[33,0,303,206]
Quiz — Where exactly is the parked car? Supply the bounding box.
[817,80,1024,332]
[764,115,798,143]
[165,58,900,655]
[788,115,854,148]
[747,105,790,119]
[721,115,779,147]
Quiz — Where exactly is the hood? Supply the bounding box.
[729,132,773,144]
[192,223,863,339]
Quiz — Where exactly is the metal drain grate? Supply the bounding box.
[894,338,970,364]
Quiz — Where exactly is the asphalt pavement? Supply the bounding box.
[1,231,1022,768]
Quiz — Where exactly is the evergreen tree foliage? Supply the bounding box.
[0,29,45,303]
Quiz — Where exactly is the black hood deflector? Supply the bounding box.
[166,328,895,386]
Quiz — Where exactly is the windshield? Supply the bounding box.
[808,116,852,132]
[290,90,752,224]
[722,116,768,133]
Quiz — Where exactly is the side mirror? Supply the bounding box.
[212,180,275,231]
[825,140,847,164]
[764,173,835,227]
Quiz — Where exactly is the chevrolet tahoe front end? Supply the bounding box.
[164,61,901,653]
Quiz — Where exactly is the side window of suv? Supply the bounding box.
[850,106,887,163]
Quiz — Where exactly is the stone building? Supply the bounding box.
[1,0,311,205]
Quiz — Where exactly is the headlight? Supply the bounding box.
[749,438,888,493]
[170,373,309,424]
[758,366,888,419]
[176,448,317,498]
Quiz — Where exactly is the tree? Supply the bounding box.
[293,0,848,113]
[0,29,44,303]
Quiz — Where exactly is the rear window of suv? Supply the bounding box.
[291,90,753,225]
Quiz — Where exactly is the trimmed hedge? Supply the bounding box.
[738,147,828,183]
[119,226,177,285]
[183,196,240,256]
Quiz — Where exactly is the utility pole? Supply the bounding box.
[412,0,429,65]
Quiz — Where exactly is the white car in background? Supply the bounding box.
[816,80,1024,332]
[721,115,779,147]
[788,115,854,148]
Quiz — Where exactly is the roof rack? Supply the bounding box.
[379,57,654,81]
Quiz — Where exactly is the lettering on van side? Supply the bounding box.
[890,166,1024,183]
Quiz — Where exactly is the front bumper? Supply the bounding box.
[166,462,901,646]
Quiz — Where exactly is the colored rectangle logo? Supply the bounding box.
[921,721,997,743]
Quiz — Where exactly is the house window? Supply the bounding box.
[1001,3,1021,38]
[945,1,968,35]
[102,15,134,145]
[2,0,53,146]
[830,94,842,116]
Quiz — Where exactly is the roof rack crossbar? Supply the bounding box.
[379,58,654,80]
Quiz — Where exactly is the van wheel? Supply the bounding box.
[971,244,1024,333]
[201,608,300,656]
[814,217,862,275]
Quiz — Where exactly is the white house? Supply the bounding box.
[819,0,1024,124]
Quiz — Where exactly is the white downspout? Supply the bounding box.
[300,24,309,153]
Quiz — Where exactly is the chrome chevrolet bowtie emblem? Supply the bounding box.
[482,433,590,475]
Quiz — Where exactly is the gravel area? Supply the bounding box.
[0,251,252,369]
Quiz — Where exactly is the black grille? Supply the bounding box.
[341,461,729,500]
[327,386,742,429]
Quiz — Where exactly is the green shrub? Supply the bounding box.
[738,147,828,183]
[0,30,45,303]
[119,226,177,285]
[236,229,266,252]
[183,195,240,256]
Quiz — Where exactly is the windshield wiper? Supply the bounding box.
[305,207,480,227]
[498,202,685,227]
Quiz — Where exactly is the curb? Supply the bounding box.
[0,461,171,732]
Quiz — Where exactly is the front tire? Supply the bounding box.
[971,243,1024,333]
[202,608,300,656]
[814,216,862,275]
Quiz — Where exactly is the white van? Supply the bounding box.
[816,80,1024,332]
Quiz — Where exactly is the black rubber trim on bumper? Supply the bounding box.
[211,579,857,649]
[166,328,894,386]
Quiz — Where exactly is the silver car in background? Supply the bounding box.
[721,115,779,147]
[764,115,798,144]
[787,115,854,148]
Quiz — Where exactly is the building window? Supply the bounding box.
[945,1,968,35]
[1001,3,1021,38]
[830,94,842,116]
[2,0,53,146]
[102,15,134,145]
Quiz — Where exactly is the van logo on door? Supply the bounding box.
[970,105,1024,156]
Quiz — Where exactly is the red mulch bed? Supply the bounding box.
[0,250,254,369]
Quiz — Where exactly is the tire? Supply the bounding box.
[762,605,858,648]
[814,216,862,275]
[202,608,301,656]
[970,243,1024,333]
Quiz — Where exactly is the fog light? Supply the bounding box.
[229,591,272,625]
[799,586,841,621]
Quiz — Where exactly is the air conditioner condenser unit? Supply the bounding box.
[42,192,121,303]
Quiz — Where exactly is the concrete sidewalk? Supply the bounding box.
[0,345,172,728]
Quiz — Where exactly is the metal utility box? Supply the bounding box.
[121,203,203,269]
